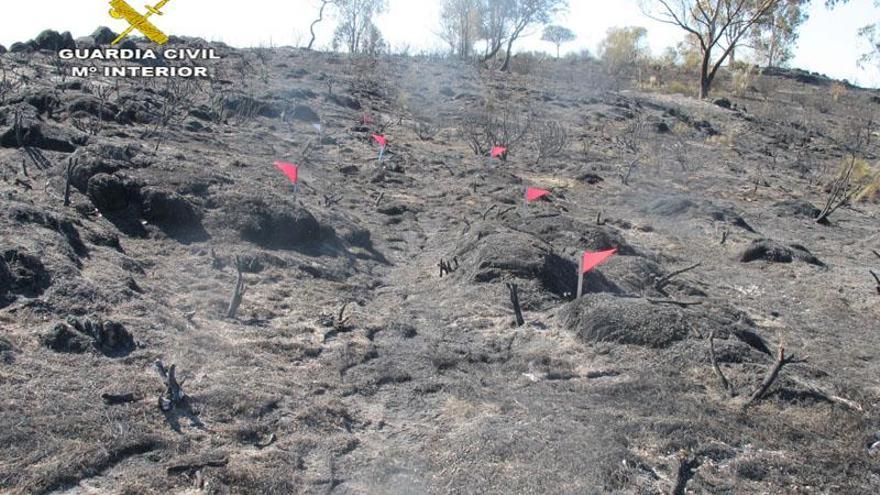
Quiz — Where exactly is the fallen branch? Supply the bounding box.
[787,375,864,413]
[374,191,385,207]
[870,270,880,295]
[496,206,517,219]
[646,298,703,307]
[655,263,702,292]
[482,204,498,220]
[873,249,880,260]
[155,360,184,412]
[720,228,729,245]
[709,331,733,397]
[746,344,791,406]
[596,211,605,226]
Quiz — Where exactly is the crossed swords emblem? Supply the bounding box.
[108,0,171,45]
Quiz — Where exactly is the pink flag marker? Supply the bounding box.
[274,161,299,184]
[577,248,618,299]
[526,187,550,203]
[491,146,507,159]
[372,134,387,147]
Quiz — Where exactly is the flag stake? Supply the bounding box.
[577,255,584,300]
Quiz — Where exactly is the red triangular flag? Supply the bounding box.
[373,134,387,147]
[274,161,298,184]
[526,187,550,202]
[491,146,507,158]
[581,249,617,274]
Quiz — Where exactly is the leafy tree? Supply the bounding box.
[749,0,809,67]
[640,0,783,98]
[542,25,576,58]
[332,0,388,54]
[439,0,483,58]
[499,0,568,71]
[598,26,650,77]
[474,0,567,70]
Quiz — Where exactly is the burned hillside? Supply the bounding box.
[1,28,880,494]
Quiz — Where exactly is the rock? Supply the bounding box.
[0,44,6,55]
[87,173,136,212]
[92,27,118,45]
[656,122,671,133]
[739,239,824,266]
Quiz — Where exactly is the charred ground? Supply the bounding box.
[1,30,880,494]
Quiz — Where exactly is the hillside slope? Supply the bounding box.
[1,34,880,494]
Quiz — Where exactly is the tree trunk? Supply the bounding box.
[307,1,329,50]
[501,37,515,72]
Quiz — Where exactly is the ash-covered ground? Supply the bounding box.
[1,29,880,494]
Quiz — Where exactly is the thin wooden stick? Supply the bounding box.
[709,331,732,396]
[506,282,525,327]
[747,344,787,406]
[647,298,703,307]
[655,263,702,291]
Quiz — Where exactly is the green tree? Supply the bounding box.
[640,0,784,98]
[439,0,483,58]
[332,0,388,54]
[750,0,809,67]
[542,25,576,58]
[598,26,650,77]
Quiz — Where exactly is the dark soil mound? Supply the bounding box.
[140,187,205,239]
[87,173,139,212]
[562,295,692,348]
[740,239,824,266]
[218,196,323,249]
[562,295,752,349]
[455,224,618,298]
[0,248,51,306]
[41,318,134,356]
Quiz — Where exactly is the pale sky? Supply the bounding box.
[1,0,878,86]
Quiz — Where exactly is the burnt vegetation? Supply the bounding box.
[0,10,879,494]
